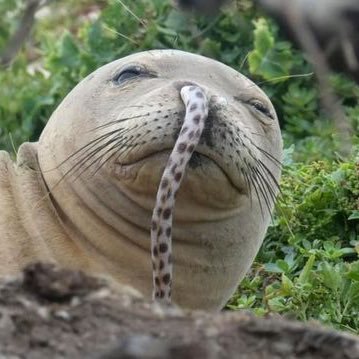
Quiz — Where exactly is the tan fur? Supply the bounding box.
[0,50,282,310]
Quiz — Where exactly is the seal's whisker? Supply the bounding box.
[119,128,170,162]
[118,142,144,161]
[231,134,276,197]
[257,163,279,202]
[93,134,137,166]
[249,166,272,219]
[97,138,141,173]
[252,166,274,211]
[71,131,128,168]
[56,127,136,174]
[247,164,265,218]
[82,109,171,171]
[83,136,131,172]
[61,124,143,180]
[49,128,135,192]
[241,125,265,138]
[88,132,144,176]
[70,131,126,164]
[91,106,164,132]
[239,165,253,208]
[235,134,280,202]
[252,142,282,168]
[74,130,143,179]
[43,133,125,194]
[111,128,153,164]
[255,166,285,224]
[116,126,157,161]
[90,114,144,131]
[115,119,179,162]
[256,158,281,193]
[113,144,140,165]
[42,129,122,174]
[240,126,267,138]
[257,171,281,209]
[253,165,277,207]
[250,131,266,138]
[62,135,125,182]
[258,166,281,216]
[91,141,134,176]
[59,131,131,182]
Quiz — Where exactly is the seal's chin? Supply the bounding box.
[111,150,243,210]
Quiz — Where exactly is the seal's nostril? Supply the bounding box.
[211,95,228,107]
[173,81,198,91]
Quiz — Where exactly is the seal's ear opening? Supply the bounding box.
[175,0,229,15]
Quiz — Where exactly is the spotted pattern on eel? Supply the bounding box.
[151,85,209,304]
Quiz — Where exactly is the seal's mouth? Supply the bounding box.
[114,146,245,195]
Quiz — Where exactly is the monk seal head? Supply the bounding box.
[38,49,282,310]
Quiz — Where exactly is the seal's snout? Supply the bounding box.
[210,95,228,108]
[173,81,217,105]
[199,95,228,147]
[173,80,198,91]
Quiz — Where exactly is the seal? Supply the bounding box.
[0,50,282,310]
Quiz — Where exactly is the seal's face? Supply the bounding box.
[38,50,282,309]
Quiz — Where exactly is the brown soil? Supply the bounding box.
[0,262,358,359]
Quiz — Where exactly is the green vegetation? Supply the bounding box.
[1,0,358,333]
[228,153,359,333]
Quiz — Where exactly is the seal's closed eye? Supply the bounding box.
[248,99,274,120]
[113,65,156,85]
[113,65,143,84]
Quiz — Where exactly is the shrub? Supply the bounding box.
[228,154,359,333]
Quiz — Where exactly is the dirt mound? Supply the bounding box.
[0,262,358,358]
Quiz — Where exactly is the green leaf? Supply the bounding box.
[164,9,189,33]
[281,273,294,295]
[252,18,274,55]
[264,262,282,273]
[276,259,290,273]
[282,145,295,166]
[347,262,359,281]
[57,32,81,68]
[248,17,293,80]
[318,262,342,291]
[298,255,315,284]
[348,211,359,220]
